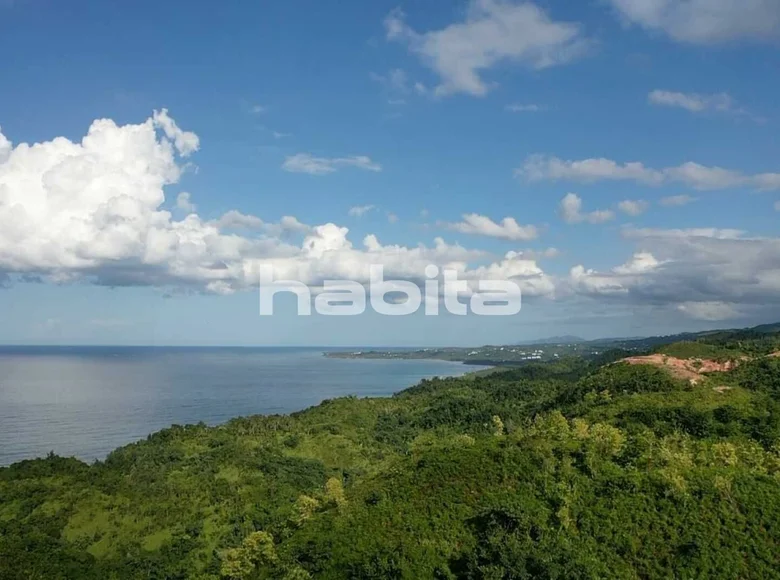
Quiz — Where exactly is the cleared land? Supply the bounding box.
[621,354,741,384]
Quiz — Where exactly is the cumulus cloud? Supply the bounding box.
[348,205,376,218]
[215,210,265,230]
[518,154,780,191]
[660,194,697,206]
[606,0,780,44]
[152,109,200,156]
[0,112,559,300]
[444,213,539,241]
[559,193,615,224]
[0,112,210,281]
[648,90,742,115]
[617,199,649,216]
[384,0,588,97]
[282,153,382,175]
[213,211,309,237]
[176,192,196,213]
[464,250,556,297]
[569,252,662,296]
[0,131,12,164]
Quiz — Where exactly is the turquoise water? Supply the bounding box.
[0,346,474,466]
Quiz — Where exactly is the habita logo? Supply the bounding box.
[259,265,522,316]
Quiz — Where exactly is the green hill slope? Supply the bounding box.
[2,357,780,579]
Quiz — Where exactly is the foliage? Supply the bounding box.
[2,336,780,578]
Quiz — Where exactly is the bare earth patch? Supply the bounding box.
[621,354,739,385]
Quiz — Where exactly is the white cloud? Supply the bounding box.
[520,155,663,185]
[176,192,196,213]
[612,251,662,274]
[648,90,739,114]
[0,112,243,289]
[569,227,780,320]
[506,103,546,112]
[617,199,649,216]
[664,162,747,190]
[518,154,780,191]
[569,252,661,297]
[385,0,588,97]
[519,247,560,260]
[348,205,376,217]
[559,193,615,224]
[387,212,399,224]
[213,211,310,236]
[464,250,556,297]
[623,227,746,240]
[445,213,539,240]
[250,104,266,114]
[0,112,559,298]
[0,130,11,164]
[660,194,697,206]
[151,109,199,157]
[606,0,780,44]
[281,153,382,175]
[275,216,311,235]
[272,131,291,139]
[215,210,265,230]
[677,301,740,321]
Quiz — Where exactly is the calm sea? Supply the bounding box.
[0,346,474,467]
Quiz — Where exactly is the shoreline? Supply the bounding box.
[0,355,482,468]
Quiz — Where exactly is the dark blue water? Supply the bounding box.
[0,346,473,466]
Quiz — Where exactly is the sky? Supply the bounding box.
[0,0,779,346]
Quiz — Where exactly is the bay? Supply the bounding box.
[0,346,475,466]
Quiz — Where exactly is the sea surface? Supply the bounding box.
[0,346,475,466]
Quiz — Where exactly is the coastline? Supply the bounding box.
[0,350,482,467]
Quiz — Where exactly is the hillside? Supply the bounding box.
[326,322,780,365]
[2,345,780,578]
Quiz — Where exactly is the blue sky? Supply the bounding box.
[0,0,779,346]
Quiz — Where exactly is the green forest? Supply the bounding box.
[2,332,780,579]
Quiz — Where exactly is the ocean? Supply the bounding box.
[0,346,474,467]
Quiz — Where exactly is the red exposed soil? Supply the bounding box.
[621,354,740,385]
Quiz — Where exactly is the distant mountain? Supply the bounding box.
[585,322,780,351]
[752,322,780,334]
[519,335,586,345]
[526,322,780,351]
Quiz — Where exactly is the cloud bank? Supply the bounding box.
[0,112,554,299]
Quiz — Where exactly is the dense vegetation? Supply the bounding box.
[2,340,780,578]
